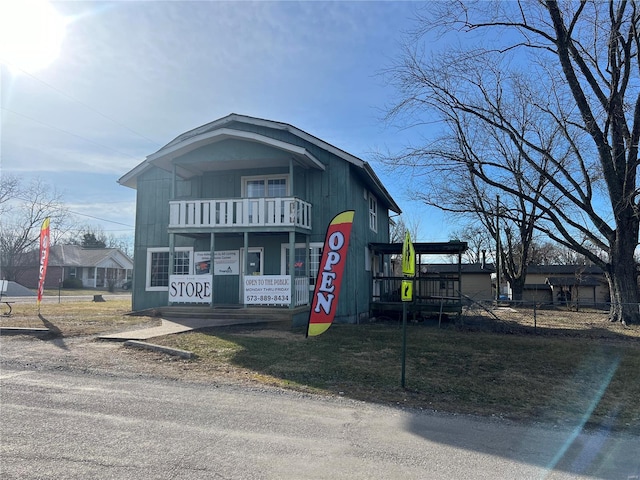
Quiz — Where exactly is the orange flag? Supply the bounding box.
[307,210,354,337]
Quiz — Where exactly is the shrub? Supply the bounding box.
[62,277,83,289]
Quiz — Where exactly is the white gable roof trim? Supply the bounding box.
[119,114,401,213]
[146,128,325,173]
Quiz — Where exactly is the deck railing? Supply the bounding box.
[294,277,310,306]
[169,197,312,230]
[372,276,462,307]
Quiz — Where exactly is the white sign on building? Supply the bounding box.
[194,250,239,275]
[169,275,212,303]
[244,275,291,305]
[214,250,239,275]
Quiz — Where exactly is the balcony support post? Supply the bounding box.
[171,164,177,200]
[168,233,175,306]
[209,232,215,309]
[289,157,294,197]
[241,231,249,305]
[289,230,295,309]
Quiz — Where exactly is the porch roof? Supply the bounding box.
[369,241,468,255]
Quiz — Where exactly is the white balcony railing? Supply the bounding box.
[169,197,312,230]
[294,277,310,306]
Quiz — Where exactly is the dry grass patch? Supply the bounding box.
[0,297,157,336]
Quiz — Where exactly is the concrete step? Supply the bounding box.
[153,305,308,323]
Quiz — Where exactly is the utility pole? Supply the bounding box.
[495,195,501,302]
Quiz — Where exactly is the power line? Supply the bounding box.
[68,209,134,228]
[7,194,135,228]
[2,107,144,162]
[5,64,161,147]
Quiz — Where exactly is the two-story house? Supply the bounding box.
[119,114,401,326]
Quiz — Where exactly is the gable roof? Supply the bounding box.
[45,245,133,269]
[119,113,401,213]
[546,276,603,287]
[526,265,604,275]
[419,263,496,274]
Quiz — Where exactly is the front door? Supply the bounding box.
[240,247,263,303]
[242,248,263,276]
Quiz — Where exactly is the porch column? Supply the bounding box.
[210,232,215,308]
[305,234,310,306]
[168,233,175,305]
[94,267,97,288]
[171,163,177,200]
[289,157,294,196]
[242,231,249,306]
[305,235,310,280]
[289,230,295,309]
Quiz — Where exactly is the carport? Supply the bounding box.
[369,241,467,320]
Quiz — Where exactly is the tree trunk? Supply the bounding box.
[509,275,526,302]
[606,221,640,324]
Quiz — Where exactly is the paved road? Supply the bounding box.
[1,337,638,479]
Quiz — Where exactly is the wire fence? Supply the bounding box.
[371,297,639,335]
[458,298,637,334]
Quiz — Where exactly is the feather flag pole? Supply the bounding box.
[307,210,355,337]
[37,217,51,314]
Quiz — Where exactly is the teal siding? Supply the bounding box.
[129,119,395,321]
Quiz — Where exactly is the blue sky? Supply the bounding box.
[1,1,453,242]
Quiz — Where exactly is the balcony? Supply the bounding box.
[169,197,312,230]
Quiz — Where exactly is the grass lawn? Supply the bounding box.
[153,317,640,433]
[1,296,638,433]
[0,296,157,337]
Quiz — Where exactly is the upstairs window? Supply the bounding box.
[368,193,378,232]
[244,175,288,197]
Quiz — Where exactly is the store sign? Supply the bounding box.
[169,275,212,303]
[244,275,291,305]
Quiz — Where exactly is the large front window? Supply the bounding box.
[146,247,192,291]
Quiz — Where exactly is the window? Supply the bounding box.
[368,193,378,232]
[281,243,323,289]
[68,267,77,278]
[243,175,289,197]
[244,175,289,223]
[309,244,323,288]
[146,247,192,291]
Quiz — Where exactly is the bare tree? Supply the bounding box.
[385,1,640,323]
[529,240,597,266]
[450,225,493,264]
[0,177,74,281]
[389,214,421,243]
[0,176,18,215]
[61,224,133,257]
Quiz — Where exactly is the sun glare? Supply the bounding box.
[0,0,67,73]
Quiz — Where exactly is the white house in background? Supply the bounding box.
[19,245,133,290]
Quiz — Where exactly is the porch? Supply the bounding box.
[369,241,468,320]
[169,197,312,230]
[150,304,310,323]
